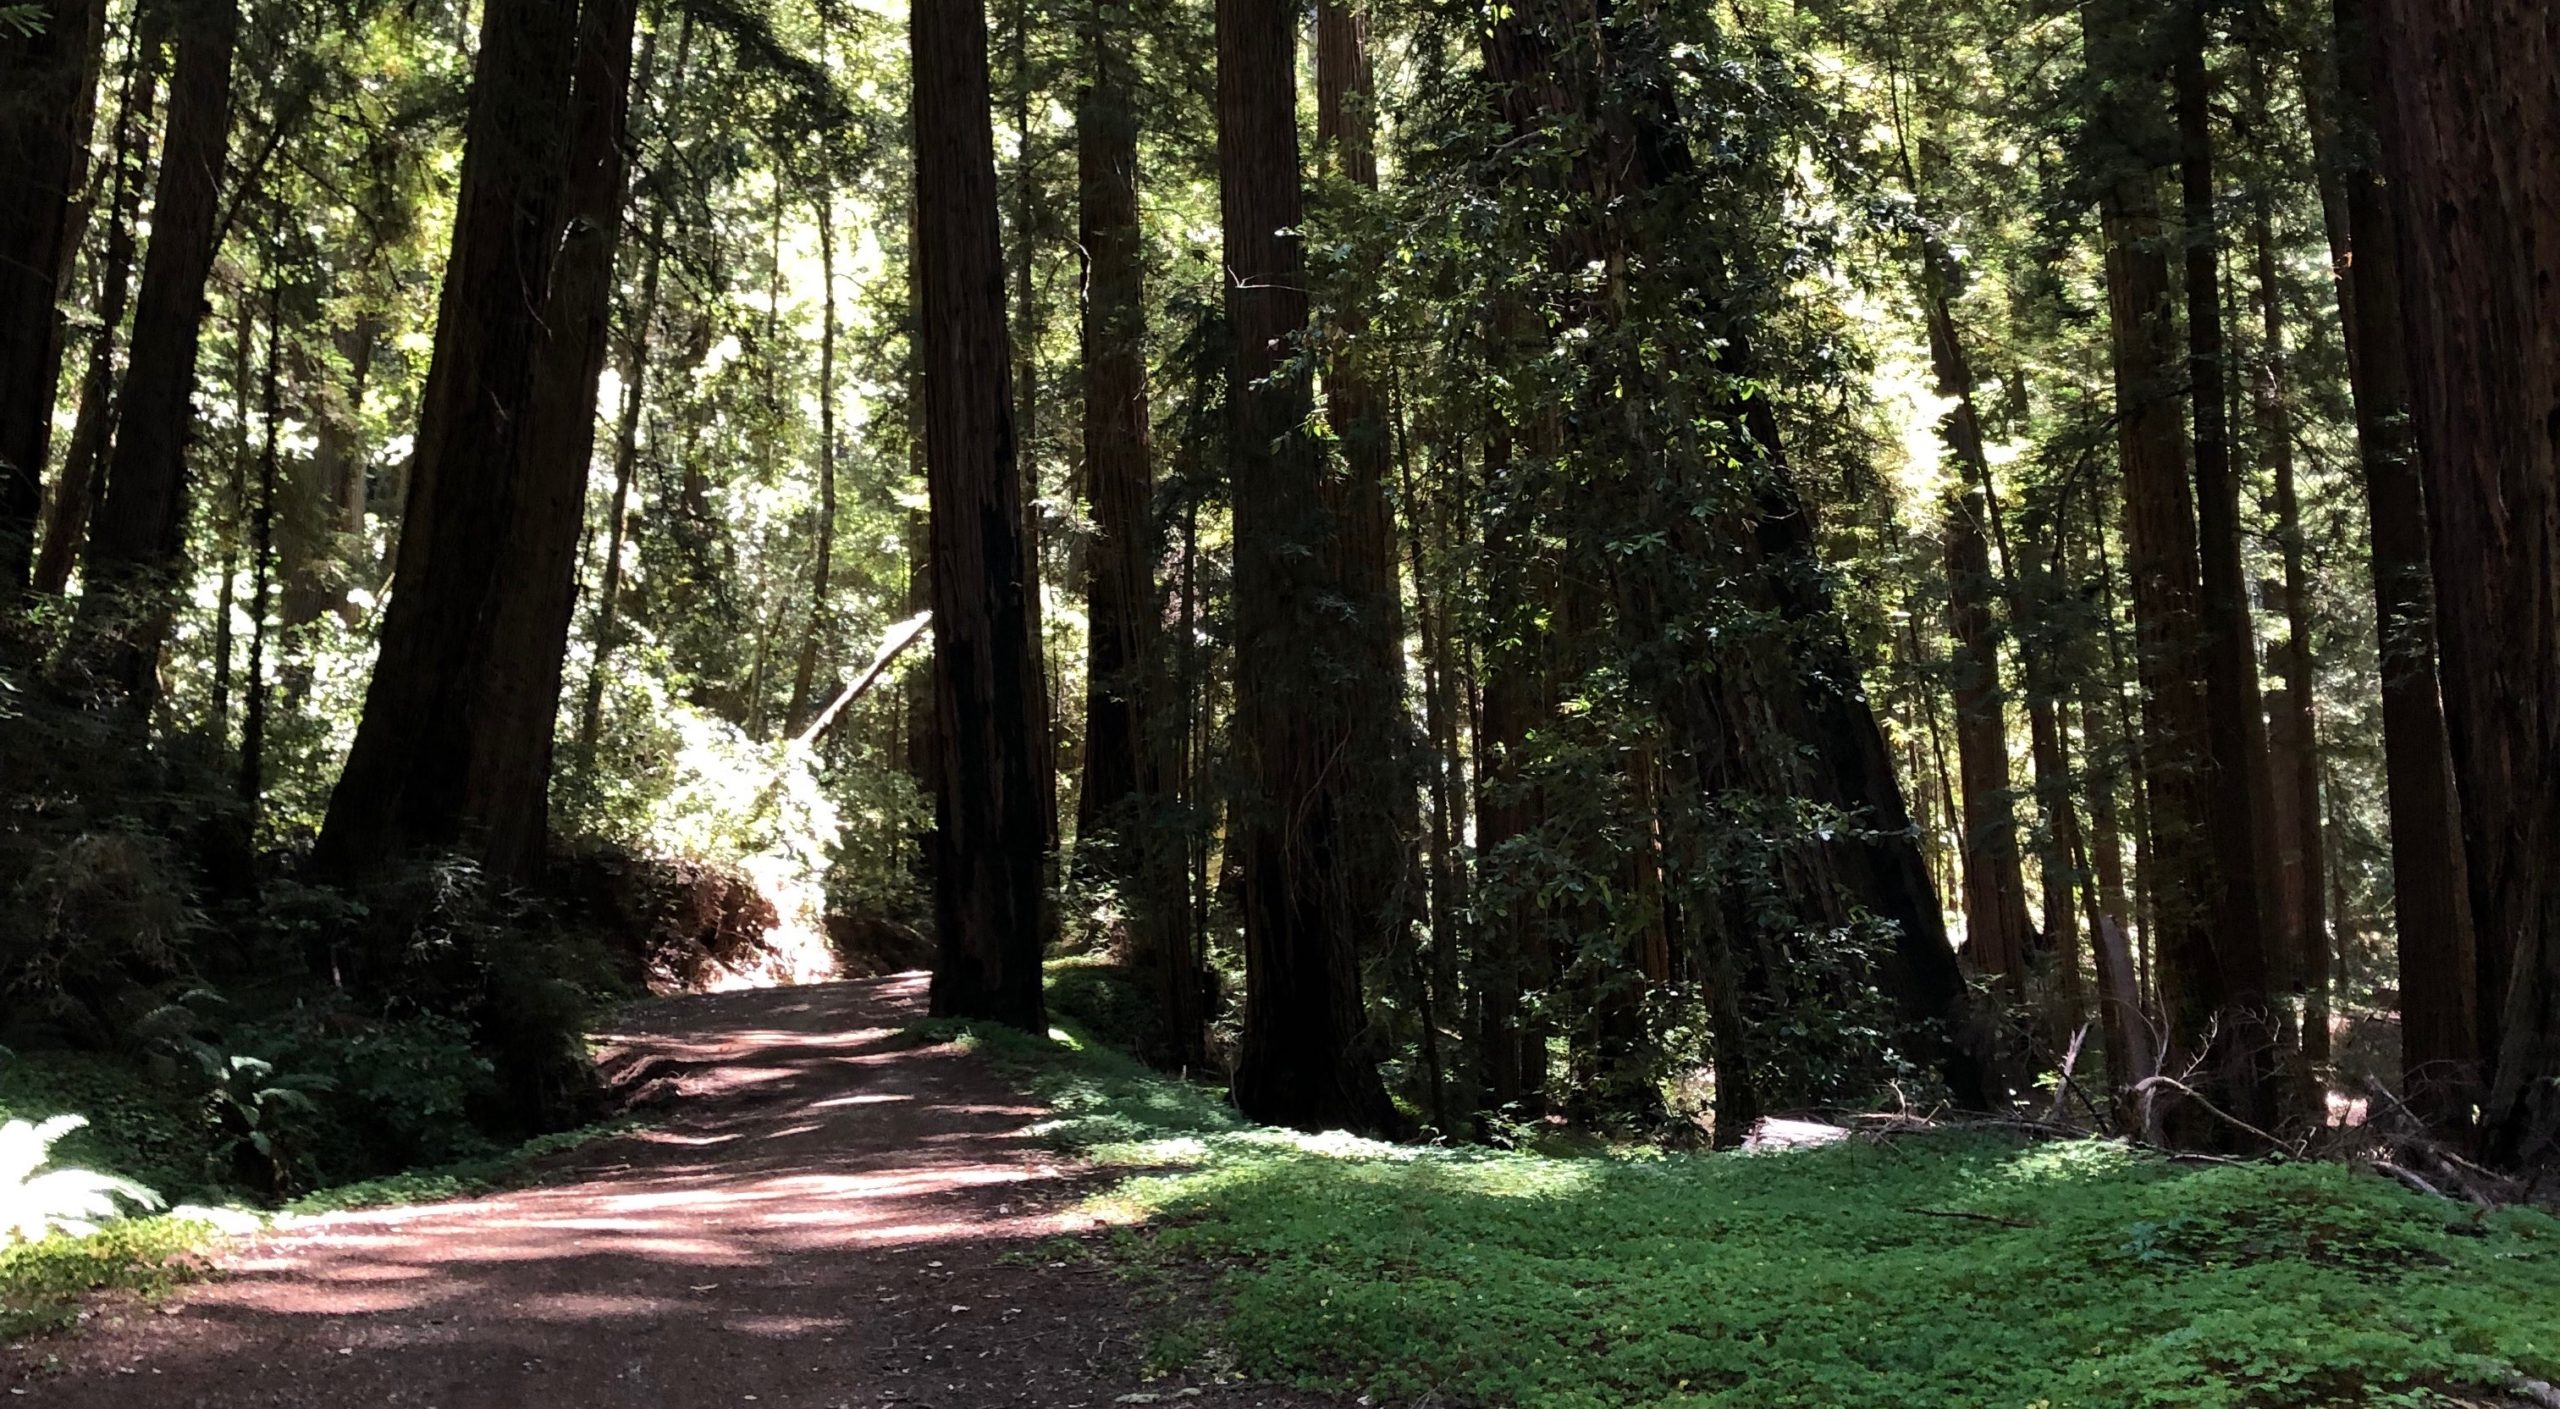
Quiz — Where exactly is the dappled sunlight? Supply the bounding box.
[16,975,1176,1407]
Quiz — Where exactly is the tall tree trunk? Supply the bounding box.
[577,10,687,763]
[2328,0,2479,1140]
[786,190,840,733]
[1072,7,1150,871]
[2371,0,2560,1168]
[1219,0,1398,1135]
[240,266,282,812]
[34,25,156,599]
[316,0,638,886]
[2247,53,2331,1064]
[1005,0,1059,862]
[2172,0,2282,1134]
[2080,0,2264,1147]
[1313,0,1420,965]
[915,0,1049,1032]
[0,0,104,599]
[76,0,237,706]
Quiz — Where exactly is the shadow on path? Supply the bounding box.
[7,974,1337,1409]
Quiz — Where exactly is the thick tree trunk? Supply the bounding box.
[2080,0,2267,1148]
[2328,0,2480,1140]
[76,0,236,705]
[2371,0,2560,1168]
[33,28,159,599]
[1219,0,1399,1135]
[0,0,104,599]
[915,0,1049,1032]
[316,0,637,886]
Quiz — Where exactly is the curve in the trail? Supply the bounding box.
[6,975,1336,1409]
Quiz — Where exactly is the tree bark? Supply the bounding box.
[2171,0,2281,1135]
[2371,0,2560,1167]
[915,0,1050,1032]
[76,0,237,706]
[786,189,840,733]
[0,0,104,598]
[2328,0,2479,1140]
[33,25,159,599]
[1219,0,1399,1135]
[2246,52,2330,1061]
[1072,8,1150,872]
[1313,0,1420,966]
[316,0,637,886]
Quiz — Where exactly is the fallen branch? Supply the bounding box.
[2131,1075,2298,1156]
[1899,1206,2038,1229]
[797,610,933,749]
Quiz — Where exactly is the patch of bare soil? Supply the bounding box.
[5,975,1344,1408]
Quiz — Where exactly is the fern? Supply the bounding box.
[0,1116,163,1245]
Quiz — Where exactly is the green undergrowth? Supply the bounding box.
[0,1213,223,1341]
[942,973,2560,1409]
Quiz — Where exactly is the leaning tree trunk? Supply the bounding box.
[2328,0,2479,1142]
[76,0,236,707]
[315,0,637,886]
[915,0,1050,1033]
[0,0,104,600]
[2371,0,2560,1169]
[1220,0,1400,1136]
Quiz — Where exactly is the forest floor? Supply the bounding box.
[0,974,1343,1408]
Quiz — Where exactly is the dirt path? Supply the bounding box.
[7,975,1337,1408]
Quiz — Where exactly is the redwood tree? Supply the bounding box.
[0,0,103,600]
[915,0,1049,1032]
[2328,0,2478,1139]
[316,0,637,885]
[1220,0,1399,1134]
[2373,0,2560,1167]
[76,0,236,704]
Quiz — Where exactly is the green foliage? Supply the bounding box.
[982,1012,2558,1409]
[0,1213,219,1341]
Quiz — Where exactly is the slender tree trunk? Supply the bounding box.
[786,191,840,733]
[1220,0,1398,1135]
[1313,0,1421,966]
[2328,0,2479,1140]
[76,0,237,706]
[2246,55,2331,1064]
[577,11,687,762]
[915,0,1049,1032]
[1073,7,1151,870]
[2172,0,2282,1135]
[240,266,282,812]
[34,24,156,599]
[0,0,105,598]
[316,0,638,886]
[2371,0,2560,1168]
